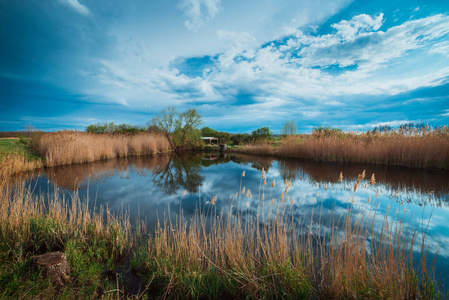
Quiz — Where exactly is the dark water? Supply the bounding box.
[22,152,449,291]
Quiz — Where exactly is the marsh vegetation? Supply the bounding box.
[233,125,449,170]
[1,117,448,298]
[1,153,447,299]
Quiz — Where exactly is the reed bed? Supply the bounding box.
[0,167,440,298]
[235,129,449,169]
[231,142,274,155]
[34,131,171,167]
[0,178,134,298]
[0,153,44,179]
[134,170,439,299]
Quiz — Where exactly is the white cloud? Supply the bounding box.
[293,14,449,70]
[168,14,449,101]
[217,30,256,50]
[82,12,449,129]
[178,0,221,31]
[331,13,384,39]
[57,0,90,16]
[430,41,449,57]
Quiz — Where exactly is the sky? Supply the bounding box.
[1,0,449,133]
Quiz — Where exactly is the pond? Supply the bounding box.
[21,152,449,291]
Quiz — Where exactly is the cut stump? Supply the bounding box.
[32,252,70,286]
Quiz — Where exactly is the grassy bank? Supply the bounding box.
[232,127,449,169]
[0,178,134,298]
[0,170,442,299]
[0,138,44,179]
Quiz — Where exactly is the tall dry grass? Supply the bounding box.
[0,153,44,179]
[0,177,135,298]
[231,142,274,155]
[235,128,449,169]
[0,163,440,298]
[34,131,171,167]
[0,178,133,260]
[277,131,449,169]
[137,170,439,299]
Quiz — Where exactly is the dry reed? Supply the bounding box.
[0,164,440,298]
[277,130,449,169]
[236,129,449,169]
[0,153,44,179]
[232,142,274,155]
[0,178,133,259]
[34,131,171,167]
[139,169,439,299]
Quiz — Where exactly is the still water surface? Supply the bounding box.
[23,152,449,290]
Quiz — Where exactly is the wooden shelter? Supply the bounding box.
[201,137,219,145]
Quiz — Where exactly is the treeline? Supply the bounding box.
[201,126,274,145]
[85,122,276,146]
[84,120,446,147]
[86,122,147,134]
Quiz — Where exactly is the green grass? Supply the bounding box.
[0,139,21,154]
[0,137,42,161]
[0,182,135,299]
[0,220,121,299]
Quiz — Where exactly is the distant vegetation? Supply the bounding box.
[234,124,449,169]
[281,120,298,136]
[201,125,274,146]
[86,122,146,134]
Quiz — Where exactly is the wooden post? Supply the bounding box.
[32,252,70,286]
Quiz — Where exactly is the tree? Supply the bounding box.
[201,127,232,145]
[251,126,273,141]
[173,109,203,149]
[150,106,177,149]
[201,127,218,137]
[281,120,297,136]
[231,133,251,145]
[86,122,142,134]
[150,107,203,151]
[147,124,162,133]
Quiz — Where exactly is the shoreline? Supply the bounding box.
[2,129,449,181]
[0,170,442,299]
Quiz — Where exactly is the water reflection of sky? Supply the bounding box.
[25,153,449,291]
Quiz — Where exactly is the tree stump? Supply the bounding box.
[32,252,70,286]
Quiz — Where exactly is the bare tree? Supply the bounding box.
[149,106,177,149]
[281,120,298,136]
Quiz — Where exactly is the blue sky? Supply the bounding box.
[1,0,449,133]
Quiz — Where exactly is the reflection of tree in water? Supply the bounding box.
[152,154,204,195]
[278,158,303,181]
[230,154,273,172]
[152,152,274,195]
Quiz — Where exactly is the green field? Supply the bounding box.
[0,138,41,161]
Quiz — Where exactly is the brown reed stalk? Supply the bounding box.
[275,129,449,169]
[33,131,171,167]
